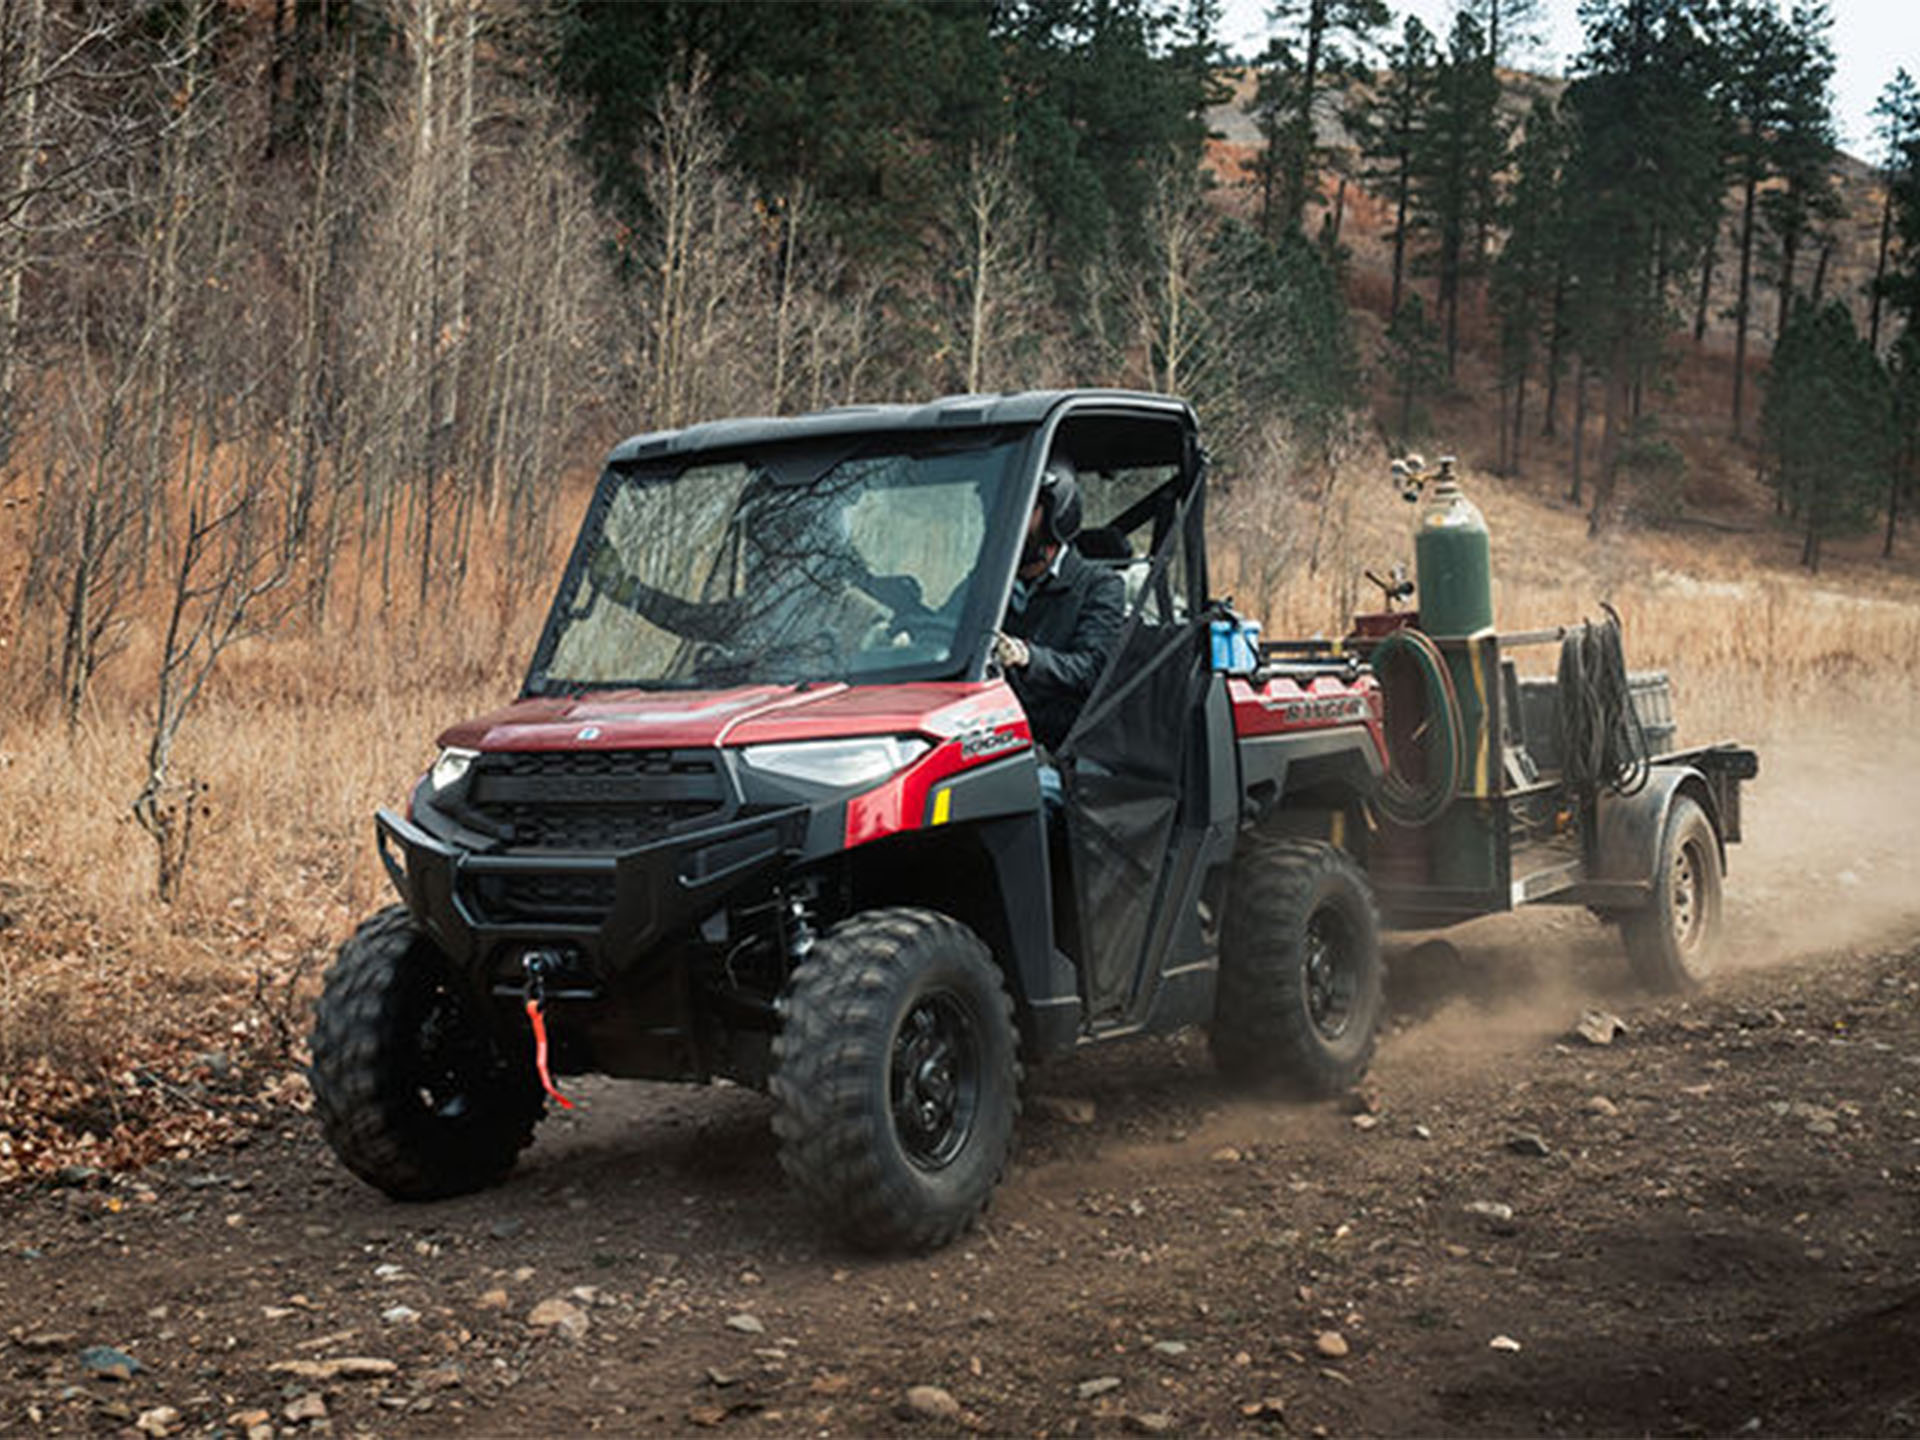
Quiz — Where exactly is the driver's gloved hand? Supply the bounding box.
[993,632,1030,670]
[587,541,624,598]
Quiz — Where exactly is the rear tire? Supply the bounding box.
[1622,794,1723,992]
[1211,838,1384,1096]
[309,906,543,1200]
[770,908,1020,1253]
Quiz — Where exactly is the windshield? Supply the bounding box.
[529,434,1024,692]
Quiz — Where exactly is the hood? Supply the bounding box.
[438,681,1023,752]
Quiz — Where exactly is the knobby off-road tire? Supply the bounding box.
[309,906,544,1201]
[770,908,1021,1254]
[1622,794,1723,993]
[1211,838,1385,1096]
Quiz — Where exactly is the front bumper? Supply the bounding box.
[376,802,809,977]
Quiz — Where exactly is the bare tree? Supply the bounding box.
[946,137,1045,394]
[1128,152,1218,397]
[133,415,298,901]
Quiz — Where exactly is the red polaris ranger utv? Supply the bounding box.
[309,391,1755,1251]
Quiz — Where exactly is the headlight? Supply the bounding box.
[739,736,929,789]
[430,746,479,792]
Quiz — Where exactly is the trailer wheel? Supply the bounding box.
[1622,794,1723,992]
[1211,838,1384,1096]
[771,908,1020,1253]
[309,906,543,1200]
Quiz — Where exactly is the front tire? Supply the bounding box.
[1211,838,1385,1096]
[309,906,544,1200]
[770,908,1020,1253]
[1622,793,1723,992]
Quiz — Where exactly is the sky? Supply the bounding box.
[1217,0,1918,160]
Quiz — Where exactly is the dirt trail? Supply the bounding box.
[4,724,1920,1436]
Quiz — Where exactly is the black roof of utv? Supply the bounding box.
[605,390,1197,468]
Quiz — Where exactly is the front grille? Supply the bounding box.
[464,748,728,852]
[470,871,615,925]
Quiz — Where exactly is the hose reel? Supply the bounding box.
[1372,626,1465,827]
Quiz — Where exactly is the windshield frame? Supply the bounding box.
[523,426,1043,697]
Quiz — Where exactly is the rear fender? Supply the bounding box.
[1591,766,1723,899]
[1238,729,1383,826]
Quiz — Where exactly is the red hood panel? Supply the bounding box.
[438,681,1020,752]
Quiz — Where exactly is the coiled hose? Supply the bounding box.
[1556,603,1650,797]
[1373,627,1465,827]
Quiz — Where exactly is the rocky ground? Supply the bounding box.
[3,909,1917,1438]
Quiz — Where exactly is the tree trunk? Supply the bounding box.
[1510,363,1528,476]
[0,0,46,462]
[1569,354,1587,504]
[1809,234,1834,305]
[1869,173,1894,352]
[1285,0,1327,232]
[1389,160,1410,322]
[1731,169,1758,435]
[1693,212,1717,343]
[1541,268,1566,437]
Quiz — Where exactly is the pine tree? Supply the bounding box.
[1463,0,1545,71]
[1353,15,1435,325]
[1559,0,1722,531]
[1869,69,1920,351]
[1717,0,1814,435]
[1885,330,1920,554]
[1247,0,1389,236]
[1491,96,1568,474]
[1762,300,1896,571]
[1405,10,1506,379]
[1758,5,1840,352]
[1382,290,1443,449]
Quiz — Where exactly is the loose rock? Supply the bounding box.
[527,1298,590,1340]
[1315,1331,1350,1359]
[1506,1132,1551,1157]
[901,1384,962,1420]
[269,1357,398,1381]
[1127,1412,1176,1434]
[1575,1010,1628,1046]
[77,1345,142,1382]
[1077,1375,1123,1399]
[283,1392,328,1424]
[1489,1334,1523,1352]
[1582,1095,1620,1117]
[724,1312,766,1335]
[135,1405,180,1437]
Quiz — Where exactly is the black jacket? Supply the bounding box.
[1004,545,1126,751]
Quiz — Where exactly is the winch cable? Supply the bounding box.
[1372,626,1465,827]
[1557,603,1650,798]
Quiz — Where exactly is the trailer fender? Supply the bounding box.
[1590,765,1724,900]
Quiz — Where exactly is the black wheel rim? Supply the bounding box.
[1304,907,1359,1041]
[890,990,980,1171]
[412,985,493,1124]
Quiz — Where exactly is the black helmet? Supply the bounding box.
[1039,455,1082,545]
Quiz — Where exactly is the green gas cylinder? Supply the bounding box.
[1411,460,1496,892]
[1413,463,1492,638]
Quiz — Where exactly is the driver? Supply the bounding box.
[992,455,1124,752]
